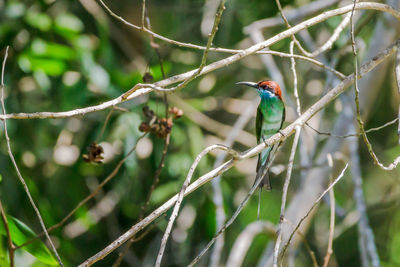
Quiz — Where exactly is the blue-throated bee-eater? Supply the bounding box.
[237,80,285,190]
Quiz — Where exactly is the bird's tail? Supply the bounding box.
[254,163,271,190]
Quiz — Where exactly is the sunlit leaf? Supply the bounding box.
[5,2,25,18]
[54,13,84,39]
[150,181,181,205]
[18,54,66,76]
[25,12,51,31]
[149,62,171,81]
[0,215,58,265]
[30,39,76,60]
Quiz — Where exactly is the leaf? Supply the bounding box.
[30,39,76,60]
[0,215,58,265]
[25,12,52,31]
[54,13,84,39]
[149,62,171,81]
[18,54,67,76]
[5,2,25,18]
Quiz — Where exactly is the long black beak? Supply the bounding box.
[236,81,258,88]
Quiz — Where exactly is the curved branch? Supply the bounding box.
[77,38,398,267]
[0,2,396,120]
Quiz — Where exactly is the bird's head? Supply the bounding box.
[236,80,282,100]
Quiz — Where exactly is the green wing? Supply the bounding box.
[255,106,263,143]
[255,107,263,171]
[280,105,285,131]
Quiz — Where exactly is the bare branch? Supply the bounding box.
[348,126,381,267]
[244,0,341,33]
[273,126,301,267]
[155,143,236,267]
[17,133,147,250]
[155,2,226,263]
[226,221,275,267]
[312,13,351,57]
[305,118,398,138]
[1,46,64,266]
[396,41,400,143]
[169,94,255,147]
[322,154,336,267]
[188,148,282,267]
[281,164,349,259]
[0,3,396,121]
[77,39,398,266]
[209,98,258,267]
[274,0,314,57]
[351,0,399,171]
[290,41,301,116]
[96,107,114,142]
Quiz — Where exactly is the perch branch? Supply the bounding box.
[78,39,397,266]
[1,3,396,121]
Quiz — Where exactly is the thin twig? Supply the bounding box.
[274,0,313,57]
[0,200,14,267]
[0,49,15,267]
[16,133,147,250]
[155,2,226,263]
[0,3,396,121]
[96,107,114,142]
[312,13,351,57]
[141,0,146,28]
[114,8,173,264]
[244,0,341,33]
[123,0,226,101]
[290,41,301,116]
[169,94,255,147]
[226,221,276,267]
[1,46,64,266]
[209,97,258,267]
[322,154,336,267]
[348,123,381,267]
[112,137,167,267]
[155,144,237,267]
[77,37,398,267]
[111,134,170,267]
[396,41,400,144]
[272,126,301,267]
[284,224,319,267]
[281,164,349,260]
[350,0,400,171]
[305,118,398,138]
[188,148,282,267]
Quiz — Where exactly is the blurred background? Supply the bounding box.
[0,0,400,266]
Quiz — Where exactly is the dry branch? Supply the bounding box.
[0,3,397,121]
[273,127,301,267]
[78,38,398,266]
[1,47,64,266]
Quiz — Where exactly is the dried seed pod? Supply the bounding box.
[169,107,183,119]
[83,142,104,164]
[139,122,151,132]
[142,72,154,83]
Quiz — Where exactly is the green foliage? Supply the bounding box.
[0,215,57,265]
[0,0,398,266]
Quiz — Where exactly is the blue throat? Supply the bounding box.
[257,89,276,100]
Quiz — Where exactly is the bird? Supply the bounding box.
[237,80,285,190]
